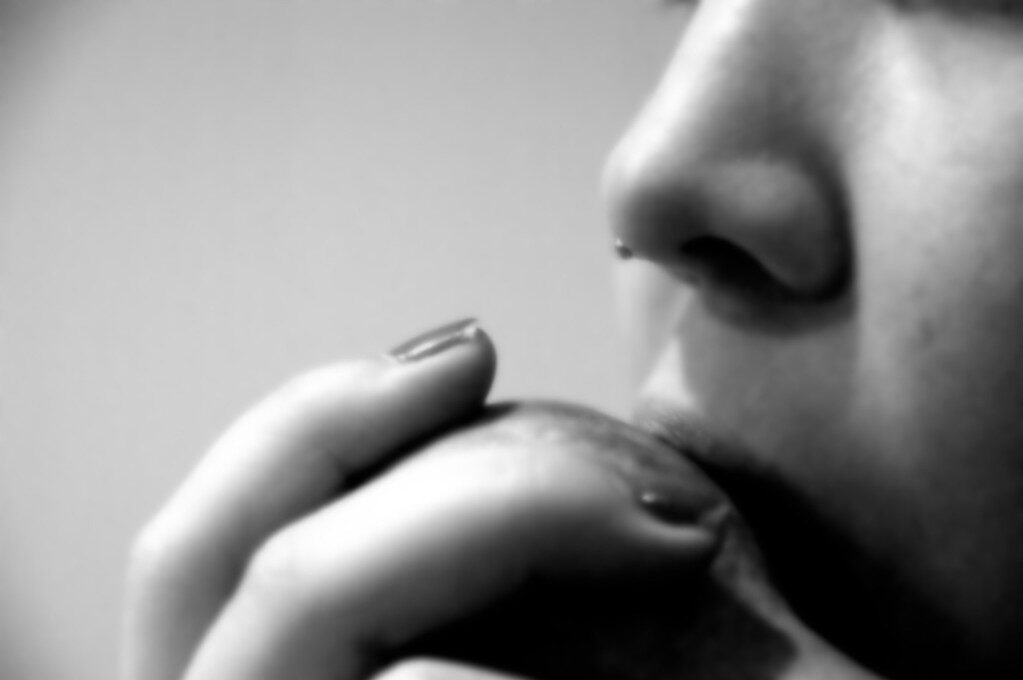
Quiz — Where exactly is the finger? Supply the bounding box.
[372,658,531,680]
[182,404,723,680]
[123,319,496,680]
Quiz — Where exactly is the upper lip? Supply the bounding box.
[633,398,717,463]
[631,396,763,484]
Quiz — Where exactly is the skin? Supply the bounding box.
[607,0,1023,676]
[123,1,1023,679]
[123,331,874,680]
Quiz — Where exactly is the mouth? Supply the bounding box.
[632,394,876,658]
[631,395,801,576]
[631,396,763,484]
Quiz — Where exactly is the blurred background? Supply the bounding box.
[0,2,681,678]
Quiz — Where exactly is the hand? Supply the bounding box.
[121,319,719,680]
[122,321,881,680]
[364,403,883,680]
[122,319,498,680]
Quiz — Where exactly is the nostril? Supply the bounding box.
[677,236,778,295]
[608,150,850,307]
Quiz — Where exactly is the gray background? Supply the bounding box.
[0,3,681,678]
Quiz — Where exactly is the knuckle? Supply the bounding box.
[240,529,315,614]
[126,517,190,593]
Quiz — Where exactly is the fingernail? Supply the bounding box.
[638,490,703,524]
[388,318,480,363]
[637,487,725,528]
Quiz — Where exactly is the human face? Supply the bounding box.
[604,1,1023,676]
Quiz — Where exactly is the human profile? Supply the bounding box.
[122,3,1023,680]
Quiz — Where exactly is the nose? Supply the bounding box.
[604,0,857,306]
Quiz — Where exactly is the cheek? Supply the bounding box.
[865,259,1023,463]
[854,6,1023,391]
[852,202,1023,630]
[853,108,1023,479]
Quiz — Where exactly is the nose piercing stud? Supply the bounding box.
[614,237,633,260]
